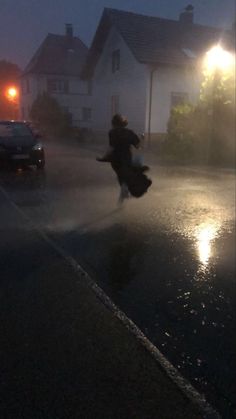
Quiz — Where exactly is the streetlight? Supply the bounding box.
[7,87,18,100]
[5,86,19,119]
[204,45,234,74]
[203,45,235,164]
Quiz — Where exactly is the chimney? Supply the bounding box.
[65,23,73,38]
[179,5,194,24]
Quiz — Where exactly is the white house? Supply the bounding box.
[82,6,233,143]
[20,24,92,127]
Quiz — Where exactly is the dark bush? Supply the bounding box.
[164,104,198,163]
[71,127,92,142]
[30,93,72,137]
[164,101,235,166]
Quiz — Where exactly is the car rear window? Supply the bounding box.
[0,123,32,137]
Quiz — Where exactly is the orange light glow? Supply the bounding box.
[6,86,18,101]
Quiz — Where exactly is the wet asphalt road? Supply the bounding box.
[0,140,235,417]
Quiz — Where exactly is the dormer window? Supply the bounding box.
[112,49,120,73]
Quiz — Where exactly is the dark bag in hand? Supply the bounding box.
[126,167,152,198]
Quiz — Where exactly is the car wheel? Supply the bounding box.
[36,159,45,169]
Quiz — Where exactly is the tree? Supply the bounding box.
[30,93,71,136]
[200,52,235,164]
[200,49,235,107]
[165,48,235,166]
[165,104,196,161]
[0,60,21,119]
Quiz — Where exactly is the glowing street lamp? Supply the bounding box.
[203,45,235,164]
[204,45,234,74]
[4,86,19,119]
[6,86,19,102]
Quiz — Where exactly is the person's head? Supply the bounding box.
[111,114,128,128]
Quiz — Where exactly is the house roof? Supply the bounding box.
[82,8,234,78]
[23,33,88,77]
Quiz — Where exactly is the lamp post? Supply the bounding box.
[5,86,19,120]
[203,45,234,164]
[147,68,155,148]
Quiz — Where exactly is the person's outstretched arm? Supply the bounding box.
[129,130,140,148]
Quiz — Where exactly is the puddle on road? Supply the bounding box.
[63,215,235,417]
[195,222,219,267]
[1,163,235,416]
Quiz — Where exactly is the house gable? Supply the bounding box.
[82,8,234,79]
[92,26,148,134]
[20,28,91,126]
[23,33,88,77]
[94,26,146,82]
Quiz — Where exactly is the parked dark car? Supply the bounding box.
[0,121,45,169]
[24,121,42,138]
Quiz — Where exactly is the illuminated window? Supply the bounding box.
[112,50,120,73]
[47,79,69,94]
[171,92,189,108]
[111,95,120,116]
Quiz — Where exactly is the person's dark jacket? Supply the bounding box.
[109,127,140,166]
[108,127,152,197]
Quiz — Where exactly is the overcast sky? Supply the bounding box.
[0,0,235,69]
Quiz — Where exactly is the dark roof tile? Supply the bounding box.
[82,8,234,77]
[23,34,88,77]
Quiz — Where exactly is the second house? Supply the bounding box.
[20,24,92,128]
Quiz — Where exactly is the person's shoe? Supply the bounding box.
[96,156,111,162]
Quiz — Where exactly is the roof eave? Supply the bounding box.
[138,57,197,67]
[81,9,113,79]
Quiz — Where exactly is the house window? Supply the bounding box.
[112,49,120,73]
[82,107,92,121]
[111,95,120,115]
[26,78,30,94]
[21,81,25,95]
[171,92,189,108]
[62,107,73,125]
[47,79,69,94]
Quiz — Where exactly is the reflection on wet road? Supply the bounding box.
[197,223,217,266]
[1,143,235,417]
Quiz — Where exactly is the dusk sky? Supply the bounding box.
[0,0,235,69]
